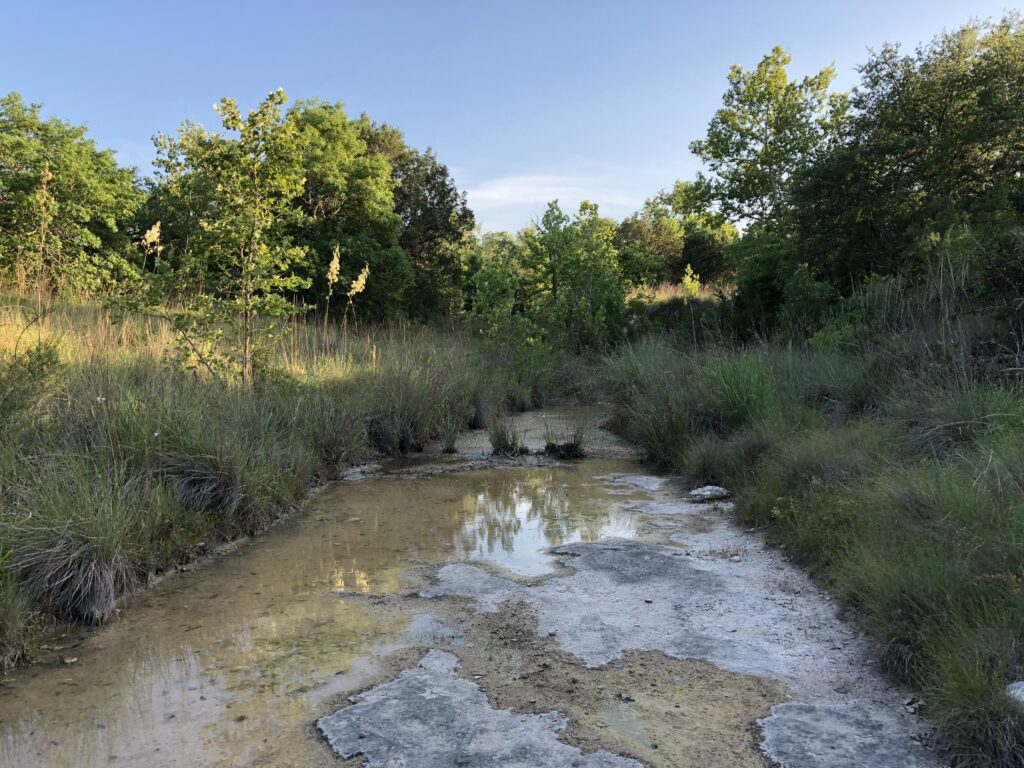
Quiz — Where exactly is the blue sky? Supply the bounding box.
[3,1,1016,232]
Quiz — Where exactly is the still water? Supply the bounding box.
[0,459,643,767]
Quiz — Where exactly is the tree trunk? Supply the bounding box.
[241,305,253,388]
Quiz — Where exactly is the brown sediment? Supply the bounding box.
[394,598,786,768]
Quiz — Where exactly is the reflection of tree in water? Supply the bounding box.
[458,469,615,558]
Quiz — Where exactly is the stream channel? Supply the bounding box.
[0,408,942,768]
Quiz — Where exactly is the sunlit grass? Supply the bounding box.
[0,300,554,671]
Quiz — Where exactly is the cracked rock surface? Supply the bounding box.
[316,650,642,768]
[759,702,938,768]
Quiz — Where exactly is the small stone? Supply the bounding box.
[688,485,730,502]
[60,655,78,665]
[730,556,742,563]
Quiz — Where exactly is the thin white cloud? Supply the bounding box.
[466,172,642,232]
[467,173,636,209]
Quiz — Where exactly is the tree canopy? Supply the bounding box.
[0,93,142,295]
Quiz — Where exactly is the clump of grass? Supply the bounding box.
[436,391,470,454]
[543,419,588,459]
[488,417,528,457]
[0,572,34,673]
[8,458,145,624]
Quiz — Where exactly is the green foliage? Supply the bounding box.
[789,17,1024,294]
[470,201,628,355]
[614,198,685,285]
[0,93,143,295]
[287,102,411,319]
[615,183,738,287]
[695,17,1024,334]
[142,99,474,327]
[679,265,702,301]
[542,201,627,352]
[152,90,311,385]
[690,47,847,226]
[393,148,476,319]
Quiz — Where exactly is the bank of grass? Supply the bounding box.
[0,302,566,671]
[602,268,1024,766]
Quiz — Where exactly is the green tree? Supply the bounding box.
[537,201,626,352]
[0,93,142,295]
[690,47,847,226]
[288,102,409,320]
[790,16,1024,289]
[660,180,738,284]
[614,198,685,285]
[154,90,310,386]
[363,122,476,319]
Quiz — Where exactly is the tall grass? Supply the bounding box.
[602,256,1024,767]
[0,302,549,671]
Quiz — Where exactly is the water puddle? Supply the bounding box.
[0,458,644,768]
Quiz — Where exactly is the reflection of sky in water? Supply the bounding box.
[0,459,646,768]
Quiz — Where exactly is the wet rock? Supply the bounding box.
[598,474,666,492]
[316,650,641,767]
[407,614,463,645]
[689,486,731,502]
[759,702,937,768]
[338,463,382,482]
[627,501,708,516]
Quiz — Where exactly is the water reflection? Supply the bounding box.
[458,468,635,575]
[0,459,643,767]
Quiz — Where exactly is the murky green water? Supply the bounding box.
[0,459,642,768]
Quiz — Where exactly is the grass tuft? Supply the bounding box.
[488,417,529,457]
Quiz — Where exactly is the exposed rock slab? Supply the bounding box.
[316,650,641,767]
[597,474,667,492]
[424,539,865,687]
[759,702,937,768]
